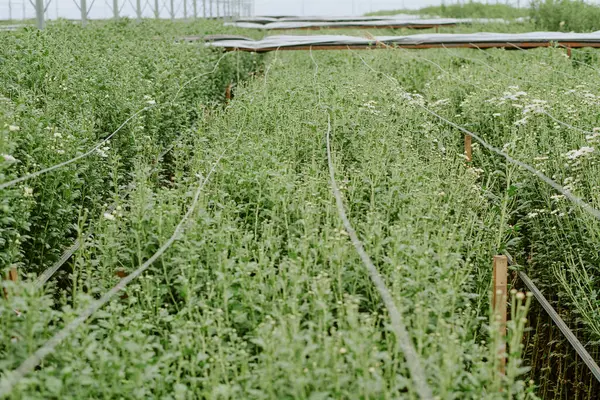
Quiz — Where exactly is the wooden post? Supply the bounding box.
[567,46,572,58]
[225,83,232,101]
[3,267,18,299]
[464,134,472,162]
[493,255,508,375]
[116,270,128,299]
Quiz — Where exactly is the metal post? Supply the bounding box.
[80,0,88,27]
[183,0,187,19]
[154,0,159,18]
[113,0,119,19]
[136,0,142,21]
[35,0,45,29]
[8,0,12,21]
[170,0,174,21]
[202,0,205,18]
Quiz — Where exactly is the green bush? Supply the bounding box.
[530,0,600,32]
[367,2,529,19]
[0,20,260,276]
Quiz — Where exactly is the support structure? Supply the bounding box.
[35,0,45,29]
[3,267,18,299]
[80,0,88,26]
[493,255,508,375]
[112,0,119,19]
[464,134,472,162]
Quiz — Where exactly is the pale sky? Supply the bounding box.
[1,0,524,21]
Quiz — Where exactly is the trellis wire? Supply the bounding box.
[0,51,231,190]
[353,50,600,222]
[310,47,433,400]
[505,253,600,383]
[0,128,243,398]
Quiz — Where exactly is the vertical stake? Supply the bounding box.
[464,134,472,162]
[493,255,508,375]
[567,46,572,59]
[3,267,18,299]
[116,270,128,299]
[225,83,232,101]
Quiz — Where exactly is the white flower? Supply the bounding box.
[586,132,600,143]
[147,100,156,105]
[565,146,595,160]
[502,91,527,101]
[431,98,450,107]
[57,149,65,155]
[103,212,116,221]
[534,156,549,161]
[493,113,502,117]
[96,146,110,158]
[24,187,33,197]
[527,212,539,219]
[514,117,529,127]
[2,154,17,163]
[53,132,62,138]
[8,125,19,132]
[550,194,565,201]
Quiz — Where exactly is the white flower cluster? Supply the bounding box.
[586,128,600,144]
[97,145,110,158]
[360,100,380,115]
[564,146,595,160]
[2,154,18,163]
[431,98,450,108]
[523,99,548,115]
[144,95,156,105]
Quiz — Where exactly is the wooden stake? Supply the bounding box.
[493,255,508,375]
[567,46,572,58]
[3,266,18,299]
[115,270,128,299]
[225,83,232,101]
[465,134,472,162]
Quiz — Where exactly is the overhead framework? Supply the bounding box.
[226,16,528,31]
[0,0,255,30]
[200,31,600,52]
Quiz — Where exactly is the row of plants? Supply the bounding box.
[368,0,600,32]
[2,46,538,398]
[0,19,260,279]
[346,44,599,396]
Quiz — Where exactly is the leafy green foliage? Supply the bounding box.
[530,0,600,32]
[0,20,259,277]
[366,2,529,19]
